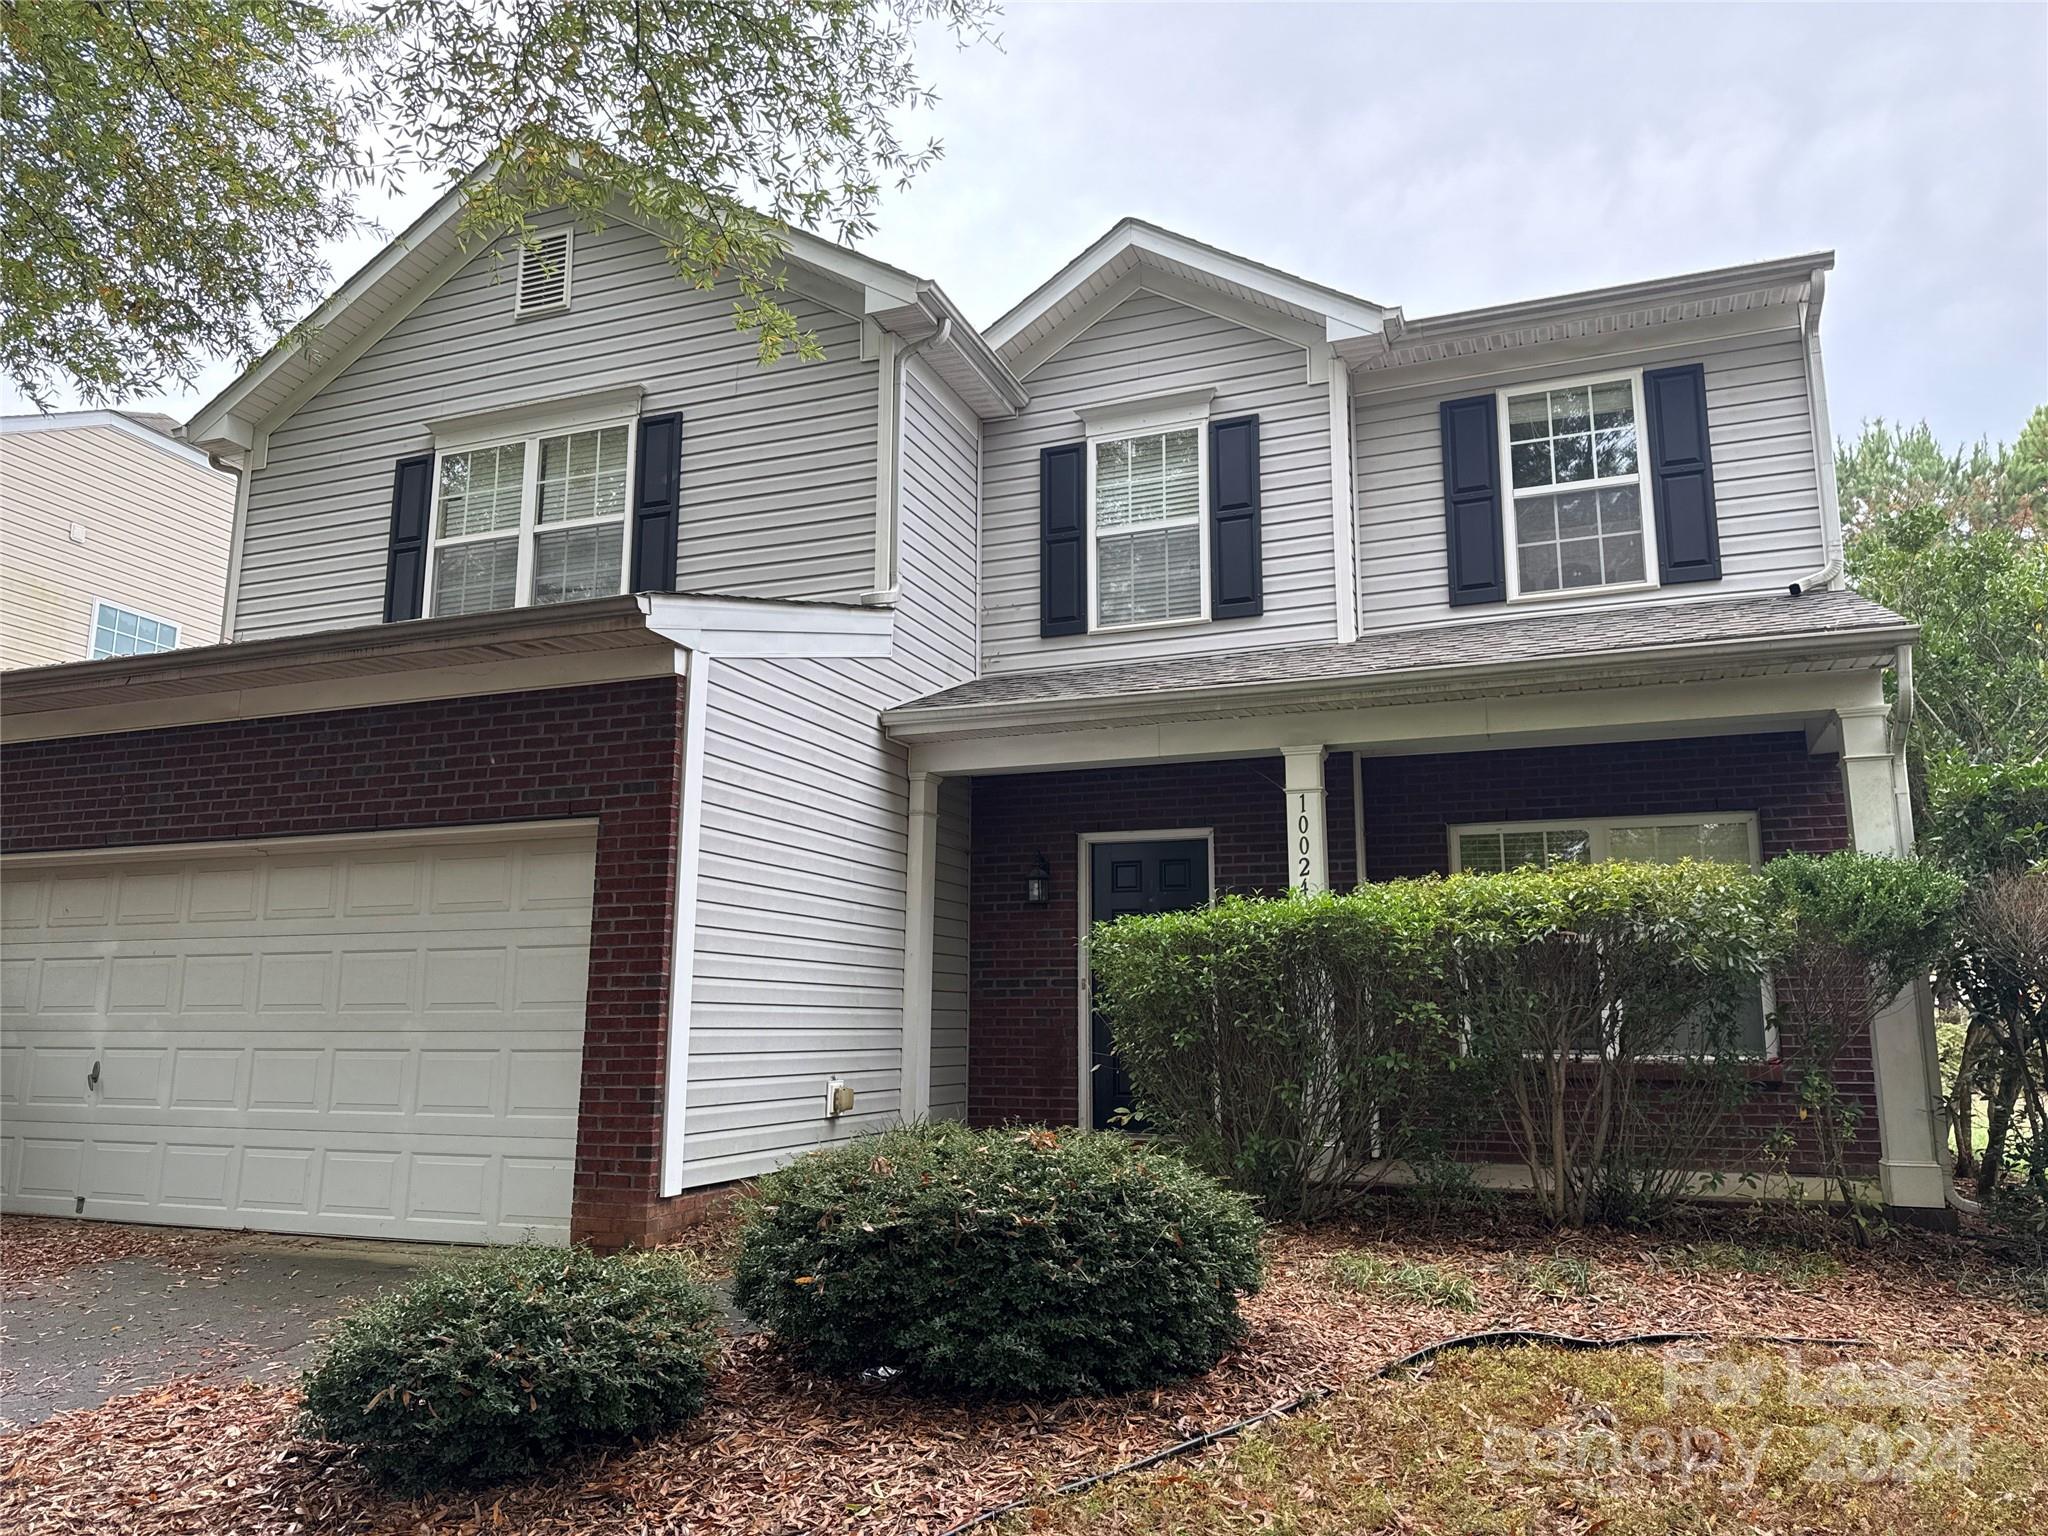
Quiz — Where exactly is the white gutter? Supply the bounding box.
[1790,267,1845,595]
[213,451,250,642]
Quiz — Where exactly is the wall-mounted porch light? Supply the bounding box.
[1025,852,1053,907]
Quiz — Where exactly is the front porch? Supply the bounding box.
[883,592,1949,1218]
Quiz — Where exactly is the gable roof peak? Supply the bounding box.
[985,217,1387,365]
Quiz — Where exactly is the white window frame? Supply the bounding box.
[86,598,179,660]
[1085,409,1211,634]
[1495,367,1661,604]
[421,413,638,619]
[1447,811,1775,1060]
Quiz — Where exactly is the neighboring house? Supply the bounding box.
[0,195,1947,1248]
[0,411,237,669]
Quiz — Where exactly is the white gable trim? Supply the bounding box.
[1009,266,1336,383]
[187,182,942,457]
[989,218,1385,356]
[0,411,217,471]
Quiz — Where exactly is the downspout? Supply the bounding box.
[863,317,953,607]
[1789,268,1844,595]
[211,451,249,643]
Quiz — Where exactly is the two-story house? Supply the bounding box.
[0,193,1946,1247]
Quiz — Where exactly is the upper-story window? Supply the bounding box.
[1090,422,1207,630]
[427,423,633,617]
[1499,370,1656,600]
[88,599,178,659]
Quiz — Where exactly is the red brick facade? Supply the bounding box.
[0,678,698,1249]
[969,732,1875,1176]
[968,752,1356,1126]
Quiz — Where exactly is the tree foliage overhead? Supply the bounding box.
[1837,407,2048,771]
[1,0,996,407]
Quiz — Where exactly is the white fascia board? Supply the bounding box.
[638,593,895,657]
[186,181,474,450]
[988,218,1385,350]
[905,670,1890,778]
[882,628,1913,740]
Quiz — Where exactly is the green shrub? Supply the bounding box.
[301,1245,721,1491]
[1088,886,1460,1220]
[730,1123,1263,1397]
[1326,1250,1480,1312]
[1443,860,1772,1227]
[1762,852,1965,1228]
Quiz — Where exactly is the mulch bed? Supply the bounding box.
[2,1217,2042,1535]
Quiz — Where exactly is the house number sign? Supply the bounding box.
[1288,788,1326,895]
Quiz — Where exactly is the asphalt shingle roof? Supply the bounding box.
[894,589,1910,715]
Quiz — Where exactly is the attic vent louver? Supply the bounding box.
[516,228,573,315]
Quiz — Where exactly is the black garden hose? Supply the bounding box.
[933,1329,1876,1536]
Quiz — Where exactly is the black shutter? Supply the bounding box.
[630,413,683,593]
[1209,414,1263,620]
[1642,363,1722,584]
[382,453,433,622]
[1040,441,1088,636]
[1439,394,1506,606]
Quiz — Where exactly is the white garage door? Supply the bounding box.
[0,826,595,1244]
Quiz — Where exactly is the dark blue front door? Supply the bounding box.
[1087,838,1210,1130]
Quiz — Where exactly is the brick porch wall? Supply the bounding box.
[970,732,1875,1176]
[968,752,1357,1126]
[0,678,698,1249]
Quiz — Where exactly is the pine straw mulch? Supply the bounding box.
[2,1215,2043,1536]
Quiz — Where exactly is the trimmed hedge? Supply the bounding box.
[731,1122,1263,1397]
[301,1246,721,1491]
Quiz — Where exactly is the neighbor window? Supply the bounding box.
[1450,813,1769,1055]
[88,600,178,659]
[1091,425,1205,629]
[1500,372,1654,598]
[427,423,631,618]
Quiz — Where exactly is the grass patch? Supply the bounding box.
[1327,1250,1481,1312]
[1673,1240,1847,1288]
[1505,1252,1603,1298]
[1004,1342,2048,1535]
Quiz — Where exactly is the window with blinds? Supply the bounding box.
[1092,426,1204,628]
[428,423,631,618]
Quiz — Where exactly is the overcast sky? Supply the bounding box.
[15,1,2045,447]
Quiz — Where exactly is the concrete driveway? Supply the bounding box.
[1,1222,459,1429]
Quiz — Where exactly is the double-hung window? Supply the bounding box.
[1450,813,1770,1056]
[1090,422,1207,630]
[426,422,634,618]
[1498,371,1657,599]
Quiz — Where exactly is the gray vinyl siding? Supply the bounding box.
[679,364,980,1183]
[1352,332,1827,632]
[979,291,1338,673]
[234,219,879,640]
[931,776,971,1122]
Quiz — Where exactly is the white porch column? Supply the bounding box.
[1282,746,1329,895]
[1838,704,1949,1216]
[900,769,942,1122]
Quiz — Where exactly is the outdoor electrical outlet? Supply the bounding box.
[824,1078,854,1118]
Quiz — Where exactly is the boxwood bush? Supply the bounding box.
[301,1245,721,1491]
[731,1122,1263,1397]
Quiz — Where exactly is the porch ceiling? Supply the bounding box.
[884,590,1912,744]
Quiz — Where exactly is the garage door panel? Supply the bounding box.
[0,831,595,1243]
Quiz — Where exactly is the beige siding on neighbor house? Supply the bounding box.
[235,218,880,640]
[0,423,235,669]
[980,290,1339,673]
[1352,330,1828,631]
